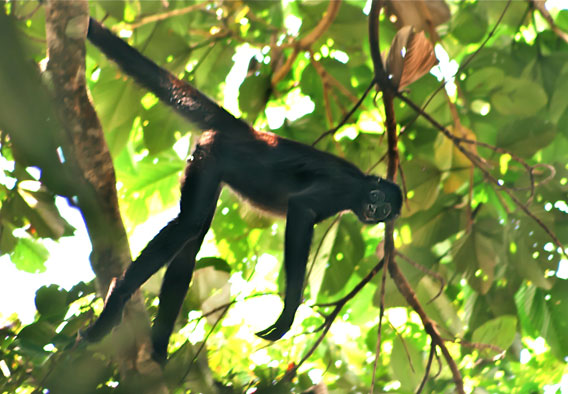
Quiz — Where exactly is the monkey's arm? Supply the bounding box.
[256,199,316,341]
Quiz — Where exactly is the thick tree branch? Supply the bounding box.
[43,1,166,389]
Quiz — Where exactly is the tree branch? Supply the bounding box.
[121,3,208,31]
[272,0,342,85]
[529,0,568,43]
[368,2,464,393]
[43,1,165,388]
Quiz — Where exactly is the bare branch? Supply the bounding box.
[121,3,208,31]
[272,1,342,85]
[313,80,375,146]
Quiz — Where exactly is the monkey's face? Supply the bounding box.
[356,177,402,224]
[361,189,392,223]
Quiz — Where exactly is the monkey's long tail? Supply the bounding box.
[87,18,244,133]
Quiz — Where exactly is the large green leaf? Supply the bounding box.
[496,117,555,157]
[11,237,49,273]
[491,78,548,118]
[15,187,74,240]
[472,315,517,358]
[390,335,425,392]
[90,69,144,155]
[319,215,365,297]
[453,218,501,294]
[403,194,465,247]
[451,4,488,44]
[465,67,506,95]
[401,158,442,213]
[548,67,568,124]
[35,285,69,323]
[515,280,568,359]
[142,104,191,155]
[239,74,271,122]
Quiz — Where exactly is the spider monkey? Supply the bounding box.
[82,17,402,363]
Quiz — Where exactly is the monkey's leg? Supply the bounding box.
[150,205,217,363]
[82,153,221,343]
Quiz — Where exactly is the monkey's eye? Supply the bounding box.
[369,190,385,203]
[379,204,391,218]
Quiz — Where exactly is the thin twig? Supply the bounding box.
[396,251,445,304]
[416,343,436,394]
[272,1,342,85]
[313,80,375,146]
[121,3,208,31]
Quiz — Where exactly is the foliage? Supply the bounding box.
[1,0,567,393]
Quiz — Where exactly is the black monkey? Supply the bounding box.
[82,18,402,363]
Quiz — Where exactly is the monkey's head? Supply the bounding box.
[356,176,402,224]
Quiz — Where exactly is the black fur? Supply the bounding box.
[83,18,402,362]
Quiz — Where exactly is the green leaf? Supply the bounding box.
[491,77,548,117]
[0,222,18,255]
[193,44,236,98]
[117,151,185,224]
[300,63,323,103]
[557,10,568,31]
[16,187,74,239]
[328,3,367,52]
[391,335,425,392]
[142,104,189,155]
[239,74,271,122]
[548,68,568,124]
[464,67,505,94]
[43,351,111,393]
[319,216,364,296]
[515,280,568,359]
[93,0,125,20]
[90,71,143,155]
[417,276,465,337]
[496,117,555,157]
[506,213,557,290]
[189,261,231,326]
[402,158,442,213]
[210,190,252,265]
[16,321,55,354]
[166,342,218,393]
[453,218,501,294]
[308,218,339,300]
[404,196,464,247]
[188,257,231,310]
[35,285,69,323]
[141,23,191,71]
[451,5,488,44]
[472,315,517,357]
[11,237,49,273]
